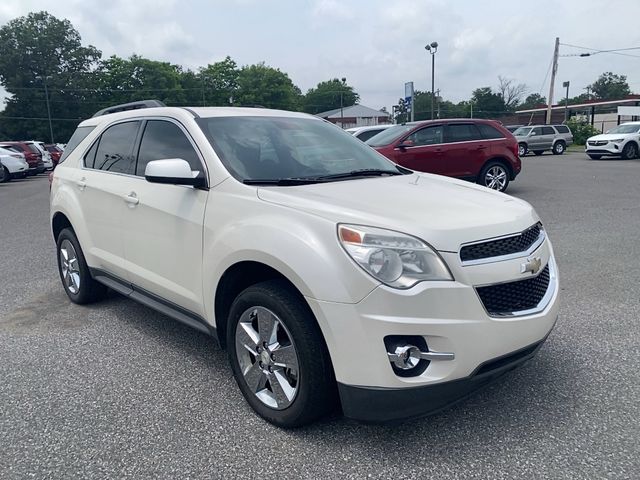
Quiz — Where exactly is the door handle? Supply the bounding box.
[76,178,86,190]
[124,192,139,206]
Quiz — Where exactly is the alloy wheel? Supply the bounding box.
[484,165,508,191]
[235,306,300,410]
[518,144,526,156]
[59,239,81,294]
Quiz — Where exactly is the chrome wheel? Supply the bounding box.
[554,142,565,154]
[235,306,300,410]
[484,165,508,191]
[59,239,81,294]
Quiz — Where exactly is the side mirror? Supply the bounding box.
[396,139,414,150]
[530,131,537,136]
[144,159,206,187]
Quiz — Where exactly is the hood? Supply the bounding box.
[588,132,638,141]
[257,173,538,252]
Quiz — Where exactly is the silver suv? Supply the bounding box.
[513,125,573,156]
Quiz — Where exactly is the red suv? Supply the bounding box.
[0,141,45,175]
[366,119,521,192]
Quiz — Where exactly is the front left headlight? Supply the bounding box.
[338,224,453,289]
[611,138,625,143]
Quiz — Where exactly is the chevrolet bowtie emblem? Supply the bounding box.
[521,256,542,275]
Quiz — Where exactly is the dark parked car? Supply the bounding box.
[366,119,521,192]
[0,141,45,175]
[45,144,63,167]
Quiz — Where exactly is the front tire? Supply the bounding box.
[552,141,565,155]
[56,228,107,304]
[621,142,638,159]
[227,280,337,427]
[478,161,510,192]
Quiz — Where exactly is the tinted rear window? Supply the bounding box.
[542,126,555,135]
[356,129,385,142]
[26,144,41,154]
[58,126,95,164]
[554,125,570,134]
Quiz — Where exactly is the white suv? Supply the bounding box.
[585,121,640,160]
[50,101,559,427]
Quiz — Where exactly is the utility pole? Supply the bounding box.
[425,42,438,120]
[546,37,560,125]
[470,101,473,119]
[563,81,570,122]
[36,75,54,143]
[435,89,441,118]
[340,77,346,128]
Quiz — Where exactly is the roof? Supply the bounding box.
[80,106,319,127]
[516,95,640,113]
[317,104,391,119]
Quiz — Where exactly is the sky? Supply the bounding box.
[1,0,640,111]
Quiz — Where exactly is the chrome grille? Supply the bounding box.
[460,224,542,263]
[588,140,608,146]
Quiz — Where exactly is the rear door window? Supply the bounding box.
[136,120,203,177]
[91,121,140,174]
[542,126,555,135]
[445,124,483,143]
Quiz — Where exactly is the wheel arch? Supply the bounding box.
[52,211,74,241]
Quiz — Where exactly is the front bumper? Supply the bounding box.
[338,332,551,422]
[306,240,559,422]
[585,143,622,155]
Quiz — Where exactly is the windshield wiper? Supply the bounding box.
[243,178,322,186]
[310,168,406,181]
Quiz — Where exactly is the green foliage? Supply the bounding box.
[471,87,507,118]
[589,72,631,100]
[199,56,239,106]
[520,93,546,110]
[566,118,600,145]
[303,79,358,114]
[0,11,101,141]
[234,63,301,110]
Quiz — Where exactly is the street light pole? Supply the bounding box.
[425,42,438,120]
[36,75,54,143]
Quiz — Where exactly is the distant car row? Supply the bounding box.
[0,141,64,183]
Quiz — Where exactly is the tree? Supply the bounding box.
[589,72,631,100]
[471,87,507,118]
[0,11,101,141]
[519,93,547,109]
[235,63,302,110]
[199,56,239,106]
[302,78,358,114]
[497,76,527,110]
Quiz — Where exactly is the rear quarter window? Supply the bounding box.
[477,124,505,139]
[554,125,570,134]
[58,126,96,164]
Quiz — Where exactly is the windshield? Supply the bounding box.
[365,124,414,147]
[196,116,402,182]
[606,124,640,134]
[513,127,532,136]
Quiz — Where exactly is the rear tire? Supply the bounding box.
[56,228,107,304]
[621,142,638,160]
[518,143,527,157]
[227,279,337,427]
[588,154,602,160]
[533,150,544,156]
[552,141,566,155]
[478,161,510,192]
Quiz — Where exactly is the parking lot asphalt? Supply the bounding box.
[1,152,638,479]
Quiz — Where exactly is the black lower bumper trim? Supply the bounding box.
[338,335,549,423]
